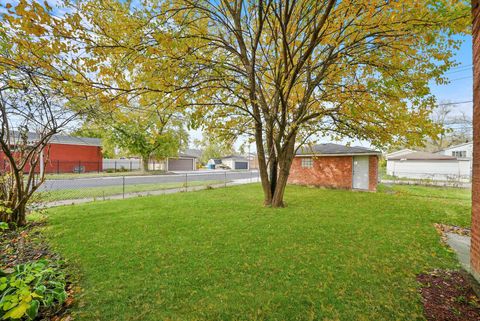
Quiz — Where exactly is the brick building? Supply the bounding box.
[471,0,480,280]
[288,143,381,191]
[0,133,102,174]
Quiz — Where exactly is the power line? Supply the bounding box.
[445,67,473,75]
[437,100,473,106]
[449,76,472,82]
[448,63,473,70]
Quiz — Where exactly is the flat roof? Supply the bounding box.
[177,152,198,158]
[388,151,457,161]
[221,155,248,161]
[296,143,381,156]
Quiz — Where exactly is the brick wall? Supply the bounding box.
[369,155,379,192]
[0,143,103,174]
[288,156,354,189]
[471,0,480,278]
[288,155,378,191]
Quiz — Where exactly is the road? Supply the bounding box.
[39,170,259,191]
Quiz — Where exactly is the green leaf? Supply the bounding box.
[25,300,39,320]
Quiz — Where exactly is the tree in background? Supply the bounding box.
[59,0,194,171]
[194,136,234,164]
[70,122,116,159]
[179,0,469,207]
[428,102,473,151]
[109,111,188,172]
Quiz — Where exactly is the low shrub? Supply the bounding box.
[0,260,67,320]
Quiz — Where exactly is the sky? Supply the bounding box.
[430,35,473,115]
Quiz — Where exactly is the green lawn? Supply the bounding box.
[44,184,471,321]
[40,180,223,201]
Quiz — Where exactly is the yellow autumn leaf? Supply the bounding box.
[2,301,29,320]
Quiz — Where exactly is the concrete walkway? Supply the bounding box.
[445,233,480,283]
[43,178,257,208]
[446,233,472,272]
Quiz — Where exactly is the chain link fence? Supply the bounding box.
[380,171,471,188]
[37,170,260,205]
[1,159,167,174]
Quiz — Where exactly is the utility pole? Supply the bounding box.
[471,0,480,279]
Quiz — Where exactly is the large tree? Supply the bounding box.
[176,0,469,207]
[1,1,471,208]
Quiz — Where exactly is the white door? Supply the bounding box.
[353,156,369,190]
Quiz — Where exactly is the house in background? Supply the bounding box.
[386,149,414,175]
[385,149,414,160]
[221,155,249,170]
[165,148,202,171]
[0,133,103,174]
[288,143,381,191]
[205,155,250,170]
[164,152,198,171]
[438,142,473,159]
[386,150,471,181]
[246,153,259,170]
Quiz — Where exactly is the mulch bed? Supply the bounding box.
[1,222,75,321]
[0,221,57,270]
[417,270,480,321]
[433,223,471,244]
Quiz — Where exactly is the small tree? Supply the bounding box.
[0,69,77,227]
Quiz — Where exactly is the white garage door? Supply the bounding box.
[352,156,369,190]
[168,158,194,171]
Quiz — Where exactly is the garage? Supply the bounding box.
[221,155,250,170]
[288,143,381,191]
[234,161,249,169]
[167,157,195,171]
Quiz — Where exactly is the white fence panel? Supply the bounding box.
[103,159,142,171]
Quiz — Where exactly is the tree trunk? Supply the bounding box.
[142,156,150,172]
[2,202,27,227]
[14,203,27,227]
[271,169,288,207]
[254,120,273,206]
[269,157,278,199]
[271,135,297,208]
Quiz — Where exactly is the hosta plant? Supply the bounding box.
[0,260,67,320]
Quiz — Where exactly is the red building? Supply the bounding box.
[288,143,380,191]
[0,134,102,174]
